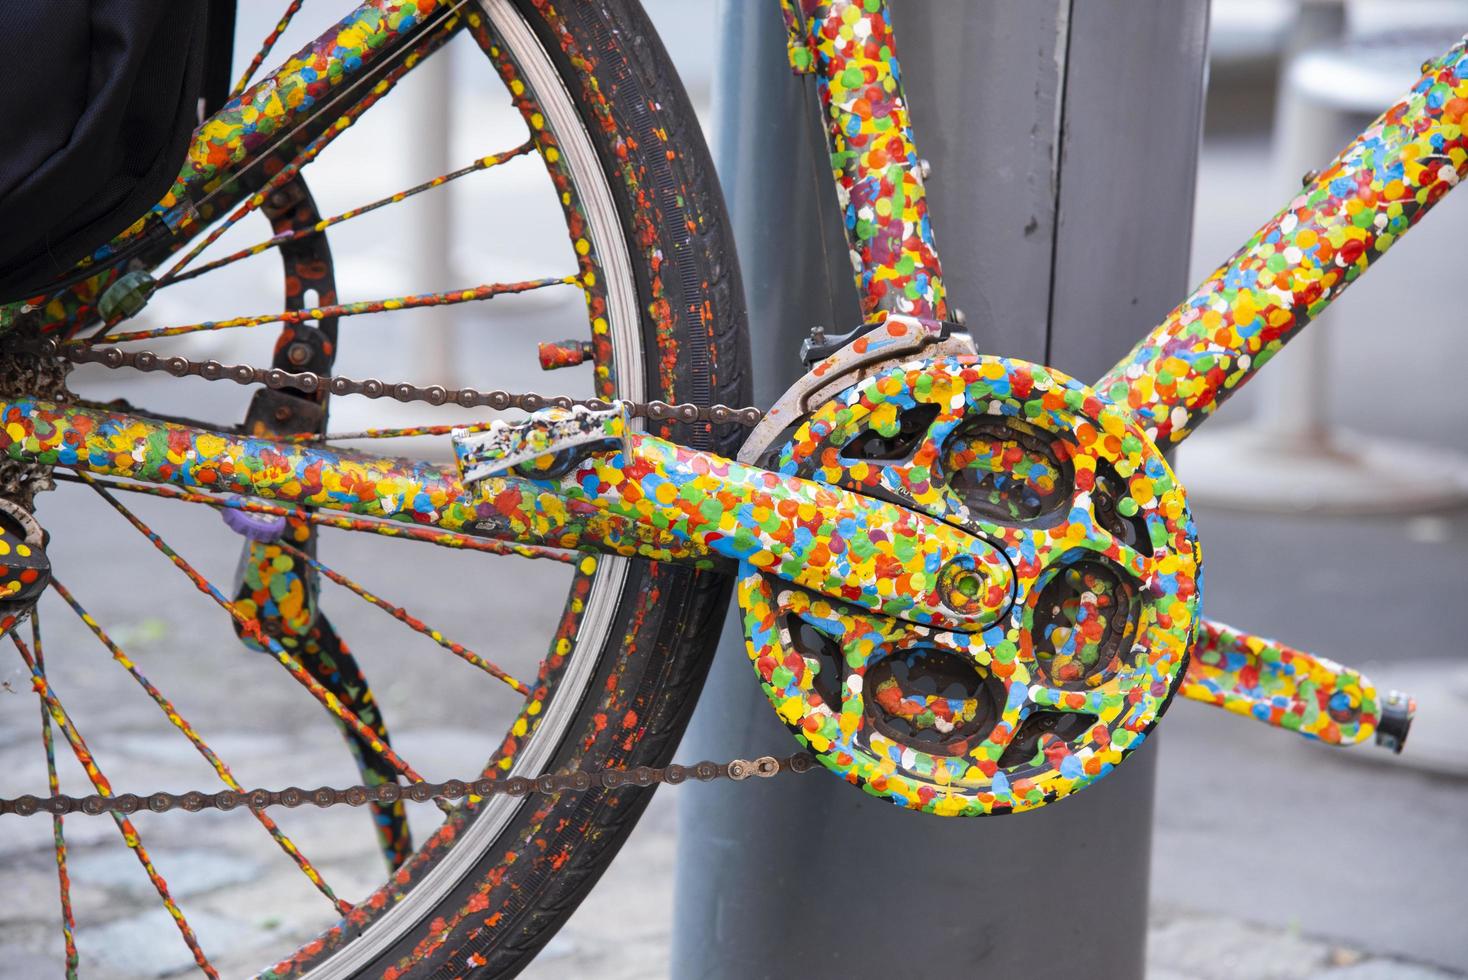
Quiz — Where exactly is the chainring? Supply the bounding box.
[736,353,1201,815]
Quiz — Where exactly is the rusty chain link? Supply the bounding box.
[0,753,816,818]
[49,338,765,428]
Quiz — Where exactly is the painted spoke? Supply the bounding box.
[83,275,579,345]
[167,141,537,287]
[53,472,577,565]
[275,541,532,696]
[10,634,219,979]
[49,579,351,914]
[79,473,429,786]
[29,614,78,980]
[158,18,460,291]
[285,420,499,442]
[230,0,308,99]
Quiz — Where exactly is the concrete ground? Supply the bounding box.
[1,4,1466,978]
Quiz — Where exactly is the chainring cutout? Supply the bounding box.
[736,354,1200,815]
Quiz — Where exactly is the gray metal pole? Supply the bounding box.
[672,3,1209,977]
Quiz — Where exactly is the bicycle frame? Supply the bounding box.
[2,0,465,336]
[1,3,1462,778]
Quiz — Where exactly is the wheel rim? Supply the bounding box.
[4,1,655,974]
[288,1,648,970]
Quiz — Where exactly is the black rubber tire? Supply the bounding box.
[282,2,749,977]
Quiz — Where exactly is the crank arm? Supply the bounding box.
[454,405,1013,632]
[0,396,1013,633]
[1181,618,1414,752]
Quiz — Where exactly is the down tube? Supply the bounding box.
[1098,39,1468,445]
[0,398,704,563]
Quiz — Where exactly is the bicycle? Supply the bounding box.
[0,0,1455,975]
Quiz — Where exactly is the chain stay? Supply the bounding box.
[1,753,815,818]
[53,339,763,428]
[11,339,795,819]
[3,340,785,820]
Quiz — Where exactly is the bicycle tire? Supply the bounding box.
[261,1,748,976]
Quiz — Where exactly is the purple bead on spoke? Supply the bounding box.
[221,505,288,542]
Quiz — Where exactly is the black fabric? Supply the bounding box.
[0,1,211,303]
[203,0,237,118]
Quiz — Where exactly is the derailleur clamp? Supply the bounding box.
[453,401,632,484]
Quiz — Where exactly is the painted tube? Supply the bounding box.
[0,397,694,563]
[0,397,1013,631]
[1098,38,1468,445]
[799,0,949,323]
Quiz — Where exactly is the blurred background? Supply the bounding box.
[0,1,1464,977]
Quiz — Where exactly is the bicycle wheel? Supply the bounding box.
[4,1,746,976]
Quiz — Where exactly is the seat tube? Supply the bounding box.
[796,0,949,323]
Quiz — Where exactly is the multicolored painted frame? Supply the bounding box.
[1,1,1459,817]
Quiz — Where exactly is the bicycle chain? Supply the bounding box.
[0,753,816,818]
[49,339,765,428]
[4,339,795,818]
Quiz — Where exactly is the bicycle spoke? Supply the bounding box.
[87,275,579,345]
[49,578,352,914]
[230,0,309,99]
[10,633,219,979]
[30,614,79,980]
[286,420,499,442]
[166,141,537,288]
[275,540,532,696]
[155,10,468,290]
[53,472,578,565]
[79,473,430,786]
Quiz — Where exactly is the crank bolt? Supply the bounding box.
[937,556,989,616]
[917,158,932,179]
